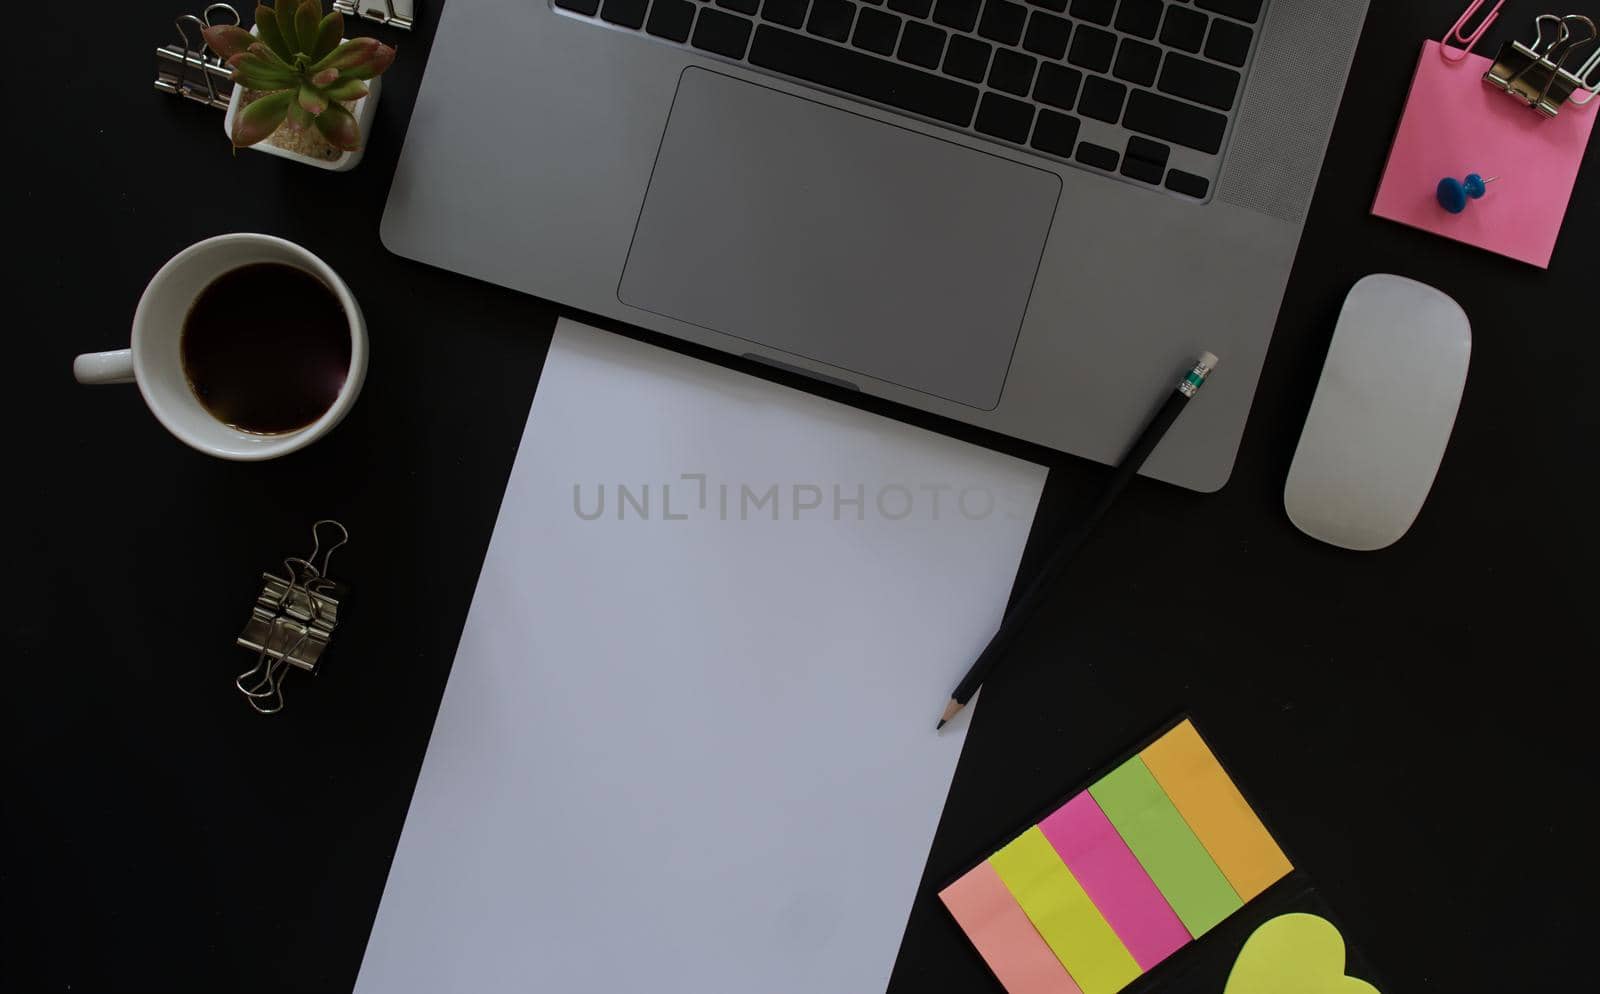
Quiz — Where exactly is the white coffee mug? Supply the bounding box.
[74,233,368,461]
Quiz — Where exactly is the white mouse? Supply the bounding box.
[1284,274,1471,551]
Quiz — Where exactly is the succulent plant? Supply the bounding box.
[203,0,396,151]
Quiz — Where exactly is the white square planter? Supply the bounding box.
[223,73,381,171]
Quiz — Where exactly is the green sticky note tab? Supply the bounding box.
[1090,756,1242,937]
[990,826,1142,994]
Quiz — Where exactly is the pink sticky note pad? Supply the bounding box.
[1372,41,1598,268]
[941,861,1085,994]
[1038,793,1191,972]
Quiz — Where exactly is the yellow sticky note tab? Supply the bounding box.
[1140,721,1292,901]
[1223,913,1381,994]
[990,827,1141,994]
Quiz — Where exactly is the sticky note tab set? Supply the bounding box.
[940,720,1292,994]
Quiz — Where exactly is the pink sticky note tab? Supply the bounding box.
[1372,41,1598,269]
[1038,793,1191,971]
[941,861,1085,994]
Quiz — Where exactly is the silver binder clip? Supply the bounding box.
[1483,13,1598,117]
[154,4,240,110]
[235,520,350,715]
[334,0,415,30]
[1572,32,1600,106]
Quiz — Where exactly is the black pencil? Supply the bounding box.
[937,352,1219,730]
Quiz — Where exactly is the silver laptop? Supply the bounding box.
[382,0,1369,491]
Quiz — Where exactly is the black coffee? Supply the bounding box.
[181,263,351,435]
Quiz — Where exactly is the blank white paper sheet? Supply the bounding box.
[355,319,1046,993]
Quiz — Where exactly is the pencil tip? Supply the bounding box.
[936,719,947,731]
[939,698,965,728]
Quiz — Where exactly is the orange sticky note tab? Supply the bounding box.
[1140,721,1292,900]
[941,861,1085,994]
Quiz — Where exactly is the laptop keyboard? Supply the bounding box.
[551,0,1266,200]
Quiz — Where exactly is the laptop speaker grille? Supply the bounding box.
[1217,0,1370,225]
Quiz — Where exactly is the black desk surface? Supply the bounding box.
[9,2,1592,990]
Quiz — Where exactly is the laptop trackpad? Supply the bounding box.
[619,68,1060,411]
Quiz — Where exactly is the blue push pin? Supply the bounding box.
[1437,173,1496,214]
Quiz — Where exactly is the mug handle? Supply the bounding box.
[74,349,135,385]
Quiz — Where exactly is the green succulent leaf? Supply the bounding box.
[310,36,395,79]
[230,54,299,90]
[294,1,322,57]
[341,42,397,81]
[314,102,362,151]
[254,4,292,61]
[298,84,329,116]
[309,37,367,72]
[323,78,369,102]
[233,89,295,148]
[312,11,344,61]
[201,24,254,60]
[285,98,314,132]
[246,41,293,69]
[275,0,300,55]
[311,67,339,86]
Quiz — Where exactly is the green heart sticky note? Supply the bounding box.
[1223,913,1380,994]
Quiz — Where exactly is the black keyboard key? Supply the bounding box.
[898,20,946,68]
[888,0,931,15]
[943,33,991,81]
[601,0,649,26]
[988,49,1037,95]
[1120,156,1164,184]
[1069,0,1114,25]
[1077,140,1119,169]
[1159,52,1241,110]
[1030,108,1080,156]
[853,8,901,54]
[932,0,980,31]
[978,0,1027,45]
[717,0,760,14]
[1033,62,1081,109]
[808,0,856,40]
[1022,12,1070,60]
[1028,0,1067,11]
[1114,38,1161,86]
[1196,0,1263,24]
[647,0,697,40]
[694,9,755,56]
[1161,5,1207,52]
[554,0,601,15]
[1206,18,1253,67]
[749,24,980,124]
[975,91,1034,143]
[1124,88,1227,152]
[1166,169,1210,198]
[1115,0,1163,38]
[763,0,809,26]
[1067,25,1116,72]
[1120,135,1169,183]
[1125,135,1169,164]
[1078,75,1126,122]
